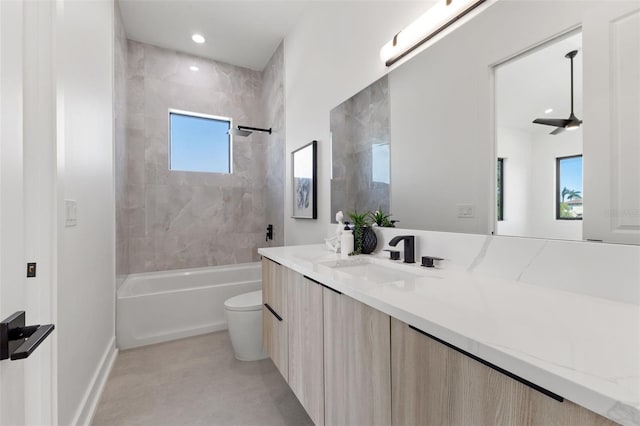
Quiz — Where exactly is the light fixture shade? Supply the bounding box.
[380,0,489,66]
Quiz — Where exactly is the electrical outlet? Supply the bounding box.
[457,203,474,218]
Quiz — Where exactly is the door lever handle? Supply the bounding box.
[10,324,55,360]
[1,311,55,361]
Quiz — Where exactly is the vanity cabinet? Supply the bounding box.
[287,270,324,426]
[323,287,391,426]
[262,258,288,381]
[390,318,616,426]
[262,256,617,426]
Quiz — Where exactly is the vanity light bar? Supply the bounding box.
[380,0,489,67]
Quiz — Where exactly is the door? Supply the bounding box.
[583,2,640,244]
[1,1,56,424]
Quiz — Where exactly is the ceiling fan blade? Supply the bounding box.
[533,118,571,128]
[550,127,566,135]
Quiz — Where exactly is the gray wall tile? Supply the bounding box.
[118,40,285,273]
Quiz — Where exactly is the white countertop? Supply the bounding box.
[258,244,640,426]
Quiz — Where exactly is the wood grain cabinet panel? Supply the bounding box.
[391,318,616,426]
[262,258,288,381]
[287,270,324,426]
[323,288,391,426]
[262,257,286,318]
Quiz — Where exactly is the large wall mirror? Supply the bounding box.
[330,1,640,245]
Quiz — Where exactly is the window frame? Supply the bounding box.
[555,154,583,221]
[168,108,233,174]
[497,157,504,221]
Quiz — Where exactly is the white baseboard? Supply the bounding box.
[118,321,228,350]
[71,336,118,426]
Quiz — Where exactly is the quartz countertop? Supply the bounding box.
[258,244,640,426]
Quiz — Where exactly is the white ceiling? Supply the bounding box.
[496,32,583,137]
[118,1,309,71]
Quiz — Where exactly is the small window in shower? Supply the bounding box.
[169,110,232,173]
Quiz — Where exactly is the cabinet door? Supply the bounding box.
[287,270,324,426]
[391,318,616,426]
[323,288,391,426]
[262,257,286,318]
[262,258,288,381]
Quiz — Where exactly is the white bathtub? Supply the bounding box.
[117,262,262,350]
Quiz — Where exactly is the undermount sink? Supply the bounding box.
[318,257,423,284]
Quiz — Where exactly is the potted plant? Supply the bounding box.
[369,209,395,227]
[348,211,377,255]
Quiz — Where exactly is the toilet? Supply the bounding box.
[224,290,268,361]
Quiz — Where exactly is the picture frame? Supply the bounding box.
[291,140,317,219]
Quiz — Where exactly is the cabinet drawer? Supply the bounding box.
[391,318,615,426]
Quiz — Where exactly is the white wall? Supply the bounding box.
[283,1,432,245]
[497,127,583,241]
[496,127,533,237]
[55,1,116,424]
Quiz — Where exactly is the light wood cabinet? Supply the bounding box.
[262,257,286,318]
[391,318,616,426]
[261,257,614,426]
[323,288,391,426]
[287,270,324,426]
[262,258,288,381]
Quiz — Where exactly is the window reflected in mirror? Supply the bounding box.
[556,155,583,220]
[372,143,390,185]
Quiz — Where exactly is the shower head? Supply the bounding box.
[228,127,252,137]
[228,125,272,137]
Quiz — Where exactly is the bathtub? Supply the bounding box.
[117,262,262,350]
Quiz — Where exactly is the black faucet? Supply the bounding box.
[388,235,415,263]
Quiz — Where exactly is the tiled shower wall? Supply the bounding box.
[330,76,390,218]
[262,43,285,248]
[118,40,285,273]
[114,3,129,277]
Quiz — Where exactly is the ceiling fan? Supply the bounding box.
[532,49,582,135]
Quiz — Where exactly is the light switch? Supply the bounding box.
[65,199,77,227]
[457,203,474,218]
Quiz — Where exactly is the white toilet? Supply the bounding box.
[224,290,268,361]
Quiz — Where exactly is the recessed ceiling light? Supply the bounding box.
[544,108,553,114]
[192,34,205,44]
[189,65,199,71]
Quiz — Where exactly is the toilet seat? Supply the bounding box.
[224,290,263,312]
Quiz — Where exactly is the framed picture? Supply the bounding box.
[292,140,317,219]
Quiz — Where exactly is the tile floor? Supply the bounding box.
[92,332,313,426]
